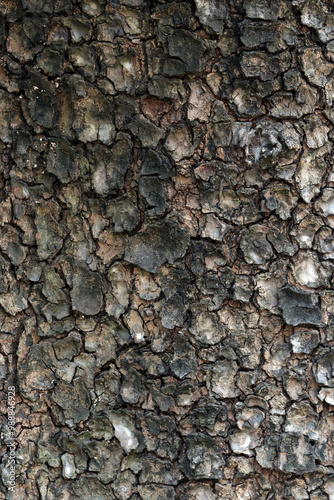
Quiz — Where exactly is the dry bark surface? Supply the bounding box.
[0,0,334,498]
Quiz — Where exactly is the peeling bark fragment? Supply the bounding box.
[300,47,334,88]
[138,484,175,500]
[236,405,265,432]
[290,328,320,354]
[190,307,225,346]
[194,400,227,432]
[134,267,160,300]
[106,262,130,318]
[52,379,91,426]
[85,319,118,366]
[71,475,114,499]
[301,0,327,29]
[0,90,22,142]
[278,434,316,475]
[0,225,26,265]
[244,0,285,21]
[160,292,186,329]
[120,368,143,404]
[42,267,67,304]
[37,47,65,76]
[139,176,166,216]
[124,309,145,343]
[188,81,212,122]
[70,77,115,144]
[313,350,334,387]
[46,138,77,184]
[256,434,279,469]
[263,342,290,381]
[63,16,91,42]
[284,402,319,440]
[70,261,103,316]
[152,2,195,29]
[97,229,124,265]
[165,124,195,162]
[210,360,240,399]
[95,366,121,412]
[296,152,327,203]
[240,225,273,265]
[18,343,75,401]
[315,188,334,220]
[139,456,183,485]
[278,285,323,326]
[61,453,76,479]
[262,183,297,220]
[229,80,264,118]
[292,251,330,289]
[54,332,82,361]
[106,197,139,233]
[303,117,329,150]
[7,19,44,62]
[233,275,253,303]
[269,83,317,119]
[69,45,97,82]
[241,51,291,82]
[240,20,298,52]
[229,429,261,456]
[292,213,322,250]
[217,188,261,225]
[124,220,190,273]
[200,214,231,241]
[129,115,165,148]
[109,411,139,454]
[168,30,205,73]
[148,75,186,101]
[91,134,132,195]
[140,149,172,179]
[170,335,198,379]
[194,0,228,33]
[24,70,59,129]
[35,203,65,260]
[180,433,225,480]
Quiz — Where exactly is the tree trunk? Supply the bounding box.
[0,0,333,498]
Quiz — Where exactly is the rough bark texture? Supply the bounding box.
[1,0,334,498]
